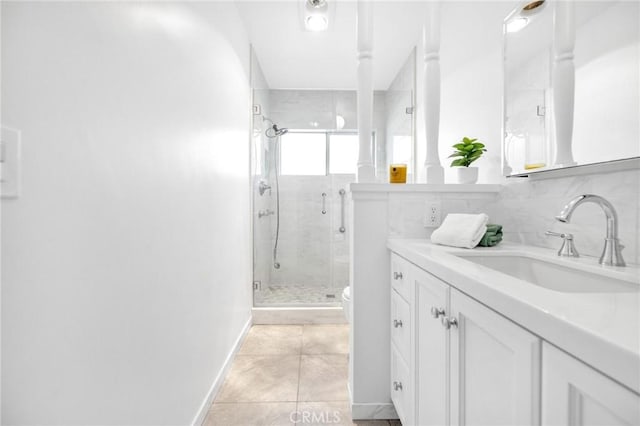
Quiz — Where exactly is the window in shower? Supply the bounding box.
[329,134,358,174]
[280,131,372,176]
[280,132,326,175]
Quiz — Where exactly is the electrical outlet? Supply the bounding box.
[424,200,441,228]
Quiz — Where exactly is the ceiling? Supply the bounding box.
[235,1,429,90]
[236,1,519,91]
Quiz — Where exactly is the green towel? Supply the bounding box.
[485,224,502,234]
[478,224,503,247]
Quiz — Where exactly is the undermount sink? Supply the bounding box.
[454,253,639,293]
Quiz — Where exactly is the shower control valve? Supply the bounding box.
[258,209,275,219]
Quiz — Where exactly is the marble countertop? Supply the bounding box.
[387,239,640,394]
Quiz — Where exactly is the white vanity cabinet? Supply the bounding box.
[449,288,541,426]
[390,253,414,425]
[542,343,640,426]
[388,241,640,426]
[414,264,541,426]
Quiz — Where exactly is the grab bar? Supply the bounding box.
[321,193,327,214]
[338,189,346,233]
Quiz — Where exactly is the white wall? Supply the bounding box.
[1,2,252,424]
[415,2,516,184]
[573,1,640,164]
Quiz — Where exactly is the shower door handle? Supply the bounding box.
[321,193,327,214]
[338,189,346,233]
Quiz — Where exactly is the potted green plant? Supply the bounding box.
[448,137,487,184]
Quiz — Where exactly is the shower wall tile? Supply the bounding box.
[330,175,354,290]
[270,90,341,130]
[270,176,334,288]
[384,50,415,182]
[266,175,355,290]
[267,89,387,178]
[334,92,358,130]
[270,90,334,114]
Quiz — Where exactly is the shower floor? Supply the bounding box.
[255,284,343,307]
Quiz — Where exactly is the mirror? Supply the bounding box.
[385,48,416,182]
[503,0,639,176]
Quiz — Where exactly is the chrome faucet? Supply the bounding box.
[555,194,625,267]
[545,231,579,258]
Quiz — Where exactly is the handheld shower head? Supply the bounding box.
[265,123,288,138]
[275,126,289,136]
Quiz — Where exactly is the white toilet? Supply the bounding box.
[342,286,351,322]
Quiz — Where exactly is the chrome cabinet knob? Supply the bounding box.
[442,316,458,329]
[393,271,403,280]
[430,307,445,319]
[393,381,403,391]
[393,319,403,328]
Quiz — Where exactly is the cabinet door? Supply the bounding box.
[416,267,450,426]
[450,289,541,426]
[542,343,640,426]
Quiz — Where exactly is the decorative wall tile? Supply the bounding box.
[491,169,640,264]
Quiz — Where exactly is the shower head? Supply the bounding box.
[274,126,288,136]
[265,124,288,138]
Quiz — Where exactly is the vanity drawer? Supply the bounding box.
[390,253,410,300]
[391,289,411,363]
[391,345,413,426]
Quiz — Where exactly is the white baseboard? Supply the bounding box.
[190,316,253,426]
[350,402,398,421]
[252,307,347,325]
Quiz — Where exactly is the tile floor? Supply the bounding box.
[203,325,400,426]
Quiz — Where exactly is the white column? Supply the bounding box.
[423,2,444,183]
[356,0,375,182]
[552,0,577,167]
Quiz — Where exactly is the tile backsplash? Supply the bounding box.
[384,168,639,266]
[489,168,640,265]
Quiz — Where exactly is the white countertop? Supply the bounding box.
[387,239,640,394]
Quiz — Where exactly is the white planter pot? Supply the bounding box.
[454,167,478,184]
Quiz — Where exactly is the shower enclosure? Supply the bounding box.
[249,47,415,308]
[252,118,353,307]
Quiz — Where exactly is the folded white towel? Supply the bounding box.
[430,213,489,249]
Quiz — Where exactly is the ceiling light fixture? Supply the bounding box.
[506,16,529,33]
[504,0,547,33]
[304,0,329,32]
